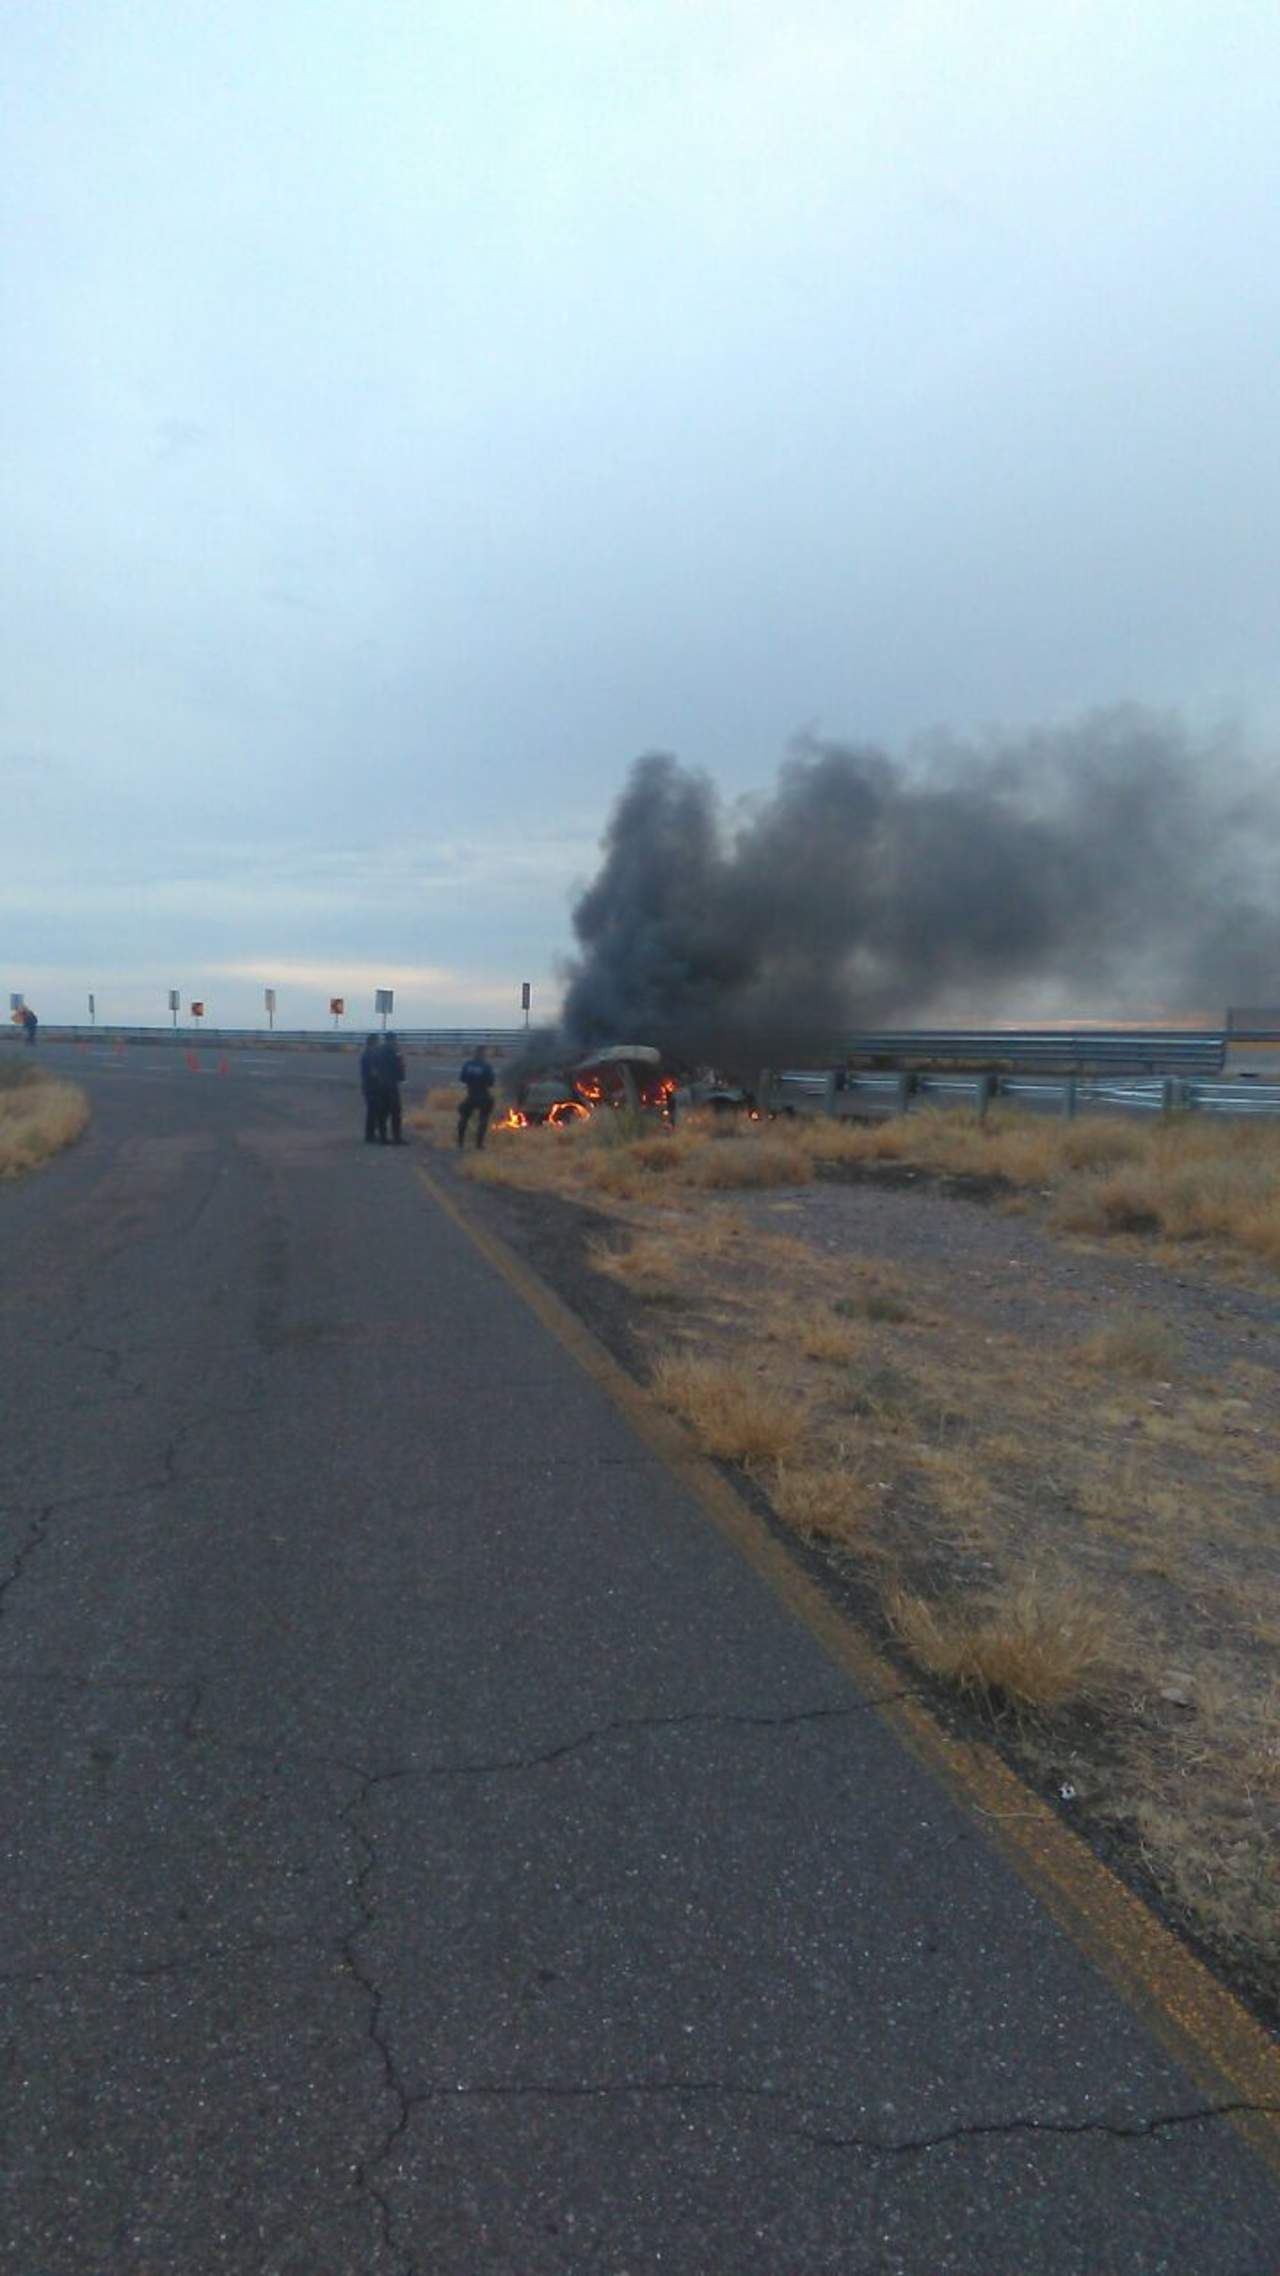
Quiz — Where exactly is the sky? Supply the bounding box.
[4,0,1279,1030]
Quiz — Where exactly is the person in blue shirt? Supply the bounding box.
[457,1046,495,1149]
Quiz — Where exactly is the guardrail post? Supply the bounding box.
[822,1071,839,1117]
[1159,1078,1175,1116]
[1061,1078,1077,1121]
[895,1073,913,1117]
[974,1074,994,1120]
[757,1070,773,1118]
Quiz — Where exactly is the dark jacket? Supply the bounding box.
[459,1055,494,1104]
[359,1042,383,1097]
[376,1039,406,1089]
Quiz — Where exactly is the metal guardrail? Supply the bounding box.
[17,1027,527,1052]
[764,1068,1280,1123]
[834,1028,1228,1076]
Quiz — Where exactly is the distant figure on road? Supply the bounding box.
[457,1045,495,1150]
[377,1031,407,1145]
[360,1033,387,1144]
[22,1007,37,1046]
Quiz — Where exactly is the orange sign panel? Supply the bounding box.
[330,996,345,1016]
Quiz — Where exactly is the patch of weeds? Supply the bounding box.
[888,1571,1122,1717]
[650,1352,810,1466]
[1079,1308,1180,1379]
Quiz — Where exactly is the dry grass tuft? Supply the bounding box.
[909,1444,1003,1539]
[833,1261,914,1324]
[0,1067,89,1176]
[1078,1308,1180,1378]
[588,1231,689,1301]
[682,1136,811,1190]
[888,1572,1120,1715]
[759,1299,870,1368]
[651,1351,809,1466]
[771,1459,878,1544]
[792,1101,1280,1270]
[624,1134,686,1174]
[1050,1118,1280,1259]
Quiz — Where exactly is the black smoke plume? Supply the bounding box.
[555,707,1279,1073]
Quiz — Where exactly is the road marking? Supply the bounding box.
[417,1155,1280,2171]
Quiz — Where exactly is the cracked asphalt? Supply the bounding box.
[3,1045,1279,2274]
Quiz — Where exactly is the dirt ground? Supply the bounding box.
[421,1107,1280,2033]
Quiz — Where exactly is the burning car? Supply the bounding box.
[503,1043,749,1128]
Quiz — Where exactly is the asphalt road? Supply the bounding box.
[3,1046,1278,2274]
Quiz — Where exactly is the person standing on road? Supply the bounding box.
[21,1006,37,1046]
[457,1044,495,1150]
[377,1030,407,1145]
[360,1033,387,1144]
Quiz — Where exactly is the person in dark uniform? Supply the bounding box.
[22,1007,37,1046]
[457,1044,495,1149]
[359,1033,387,1143]
[376,1030,407,1144]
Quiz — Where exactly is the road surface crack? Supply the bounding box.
[0,1503,55,1623]
[413,1695,919,1778]
[178,1699,914,1788]
[395,2075,1278,2158]
[337,1766,417,2276]
[798,2099,1280,2155]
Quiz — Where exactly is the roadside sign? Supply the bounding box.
[265,986,276,1031]
[521,981,531,1011]
[375,989,394,1014]
[88,993,96,1024]
[9,993,23,1012]
[330,996,344,1016]
[191,1001,205,1020]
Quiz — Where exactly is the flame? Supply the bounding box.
[502,1064,684,1131]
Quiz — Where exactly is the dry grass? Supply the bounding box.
[1049,1120,1280,1260]
[908,1443,1004,1540]
[650,1351,809,1466]
[833,1260,915,1324]
[796,1103,1280,1271]
[588,1229,697,1301]
[0,1065,89,1176]
[682,1134,811,1189]
[759,1299,869,1368]
[888,1572,1121,1716]
[771,1458,880,1545]
[1078,1308,1180,1379]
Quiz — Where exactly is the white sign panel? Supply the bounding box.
[375,988,394,1014]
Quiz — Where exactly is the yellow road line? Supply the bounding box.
[417,1157,1280,2169]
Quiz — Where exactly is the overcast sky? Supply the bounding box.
[5,1,1278,1029]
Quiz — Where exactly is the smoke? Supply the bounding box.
[556,706,1280,1072]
